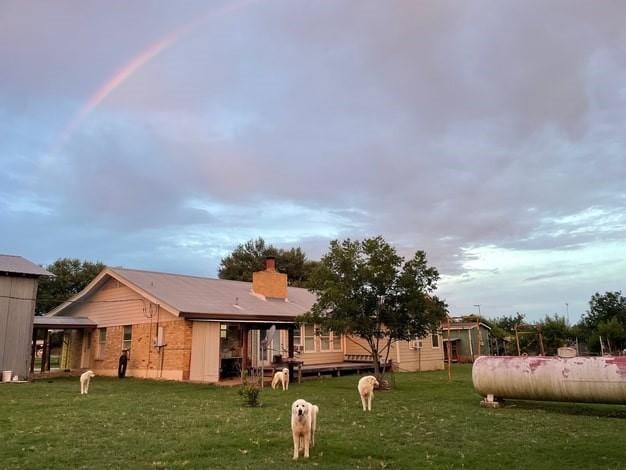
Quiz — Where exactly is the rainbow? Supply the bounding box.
[52,0,253,154]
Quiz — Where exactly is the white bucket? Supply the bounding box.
[2,371,12,382]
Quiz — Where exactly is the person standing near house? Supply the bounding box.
[118,350,128,378]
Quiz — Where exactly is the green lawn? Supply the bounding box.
[1,365,625,469]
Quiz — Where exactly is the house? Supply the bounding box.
[47,258,443,382]
[0,254,52,380]
[442,319,491,363]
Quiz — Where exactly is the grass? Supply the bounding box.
[1,365,625,469]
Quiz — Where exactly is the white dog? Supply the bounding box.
[291,399,319,460]
[272,367,290,391]
[80,370,95,395]
[357,375,379,411]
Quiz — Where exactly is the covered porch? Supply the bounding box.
[188,319,302,385]
[31,316,97,376]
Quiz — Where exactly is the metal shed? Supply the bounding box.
[0,254,52,380]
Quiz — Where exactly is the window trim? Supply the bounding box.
[122,325,132,351]
[97,328,107,359]
[320,330,342,352]
[431,332,440,349]
[303,324,316,352]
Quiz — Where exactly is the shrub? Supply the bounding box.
[238,373,261,407]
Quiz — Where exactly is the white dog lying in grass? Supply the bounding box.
[291,399,319,459]
[80,370,95,395]
[272,367,289,391]
[358,375,379,411]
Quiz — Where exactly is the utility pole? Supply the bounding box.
[473,304,482,359]
[565,302,569,325]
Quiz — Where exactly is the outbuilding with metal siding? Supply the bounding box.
[0,255,52,380]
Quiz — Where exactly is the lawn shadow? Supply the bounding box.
[503,399,626,419]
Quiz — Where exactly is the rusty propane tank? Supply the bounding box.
[472,355,626,406]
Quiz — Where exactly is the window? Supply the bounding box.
[431,332,440,348]
[220,324,227,339]
[293,327,302,347]
[304,324,315,352]
[320,330,331,351]
[332,332,342,351]
[320,330,342,351]
[97,328,107,359]
[122,325,132,351]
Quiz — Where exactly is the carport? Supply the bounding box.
[32,316,97,374]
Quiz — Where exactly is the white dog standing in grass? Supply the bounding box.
[80,370,95,395]
[358,375,379,411]
[291,399,319,459]
[272,367,289,391]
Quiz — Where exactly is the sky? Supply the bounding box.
[2,1,626,323]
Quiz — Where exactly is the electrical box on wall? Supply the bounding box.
[155,326,166,347]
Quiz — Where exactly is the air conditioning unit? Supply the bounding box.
[294,345,304,353]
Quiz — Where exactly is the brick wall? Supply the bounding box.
[90,319,193,380]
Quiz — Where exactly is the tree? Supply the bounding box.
[299,236,447,379]
[579,291,626,353]
[36,258,105,314]
[218,238,318,287]
[488,313,526,355]
[537,315,572,355]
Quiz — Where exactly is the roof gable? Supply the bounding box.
[49,267,317,321]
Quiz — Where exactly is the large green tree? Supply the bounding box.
[579,291,626,353]
[36,258,105,314]
[218,238,318,287]
[299,236,447,378]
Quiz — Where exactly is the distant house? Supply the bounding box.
[443,320,491,363]
[48,259,443,382]
[0,254,52,380]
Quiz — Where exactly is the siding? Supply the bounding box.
[0,276,38,379]
[64,278,178,326]
[343,333,444,372]
[446,326,491,362]
[394,334,444,372]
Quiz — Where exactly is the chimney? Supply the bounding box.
[252,256,288,299]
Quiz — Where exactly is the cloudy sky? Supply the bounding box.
[2,1,626,322]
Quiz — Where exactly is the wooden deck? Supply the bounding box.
[301,361,377,377]
[221,359,391,386]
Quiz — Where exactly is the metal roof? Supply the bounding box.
[112,267,316,320]
[50,267,317,321]
[33,316,97,329]
[0,254,53,277]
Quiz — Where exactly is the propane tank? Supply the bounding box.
[472,354,626,406]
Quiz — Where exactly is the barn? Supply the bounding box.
[0,254,52,380]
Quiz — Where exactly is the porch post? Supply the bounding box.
[288,326,294,358]
[241,325,249,378]
[41,328,49,373]
[30,328,37,374]
[287,325,295,380]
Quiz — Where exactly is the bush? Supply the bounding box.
[238,374,261,407]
